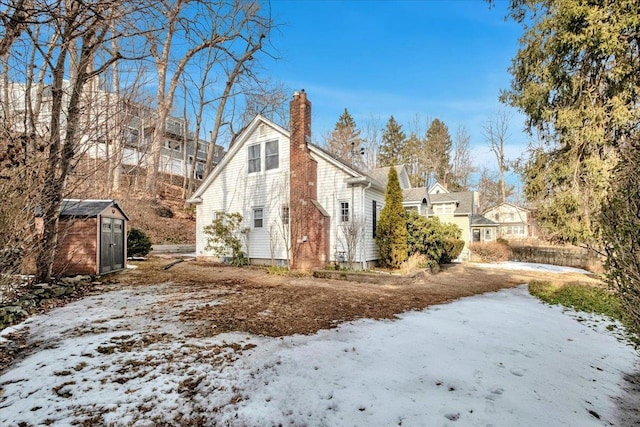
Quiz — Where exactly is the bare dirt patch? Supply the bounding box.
[120,258,602,338]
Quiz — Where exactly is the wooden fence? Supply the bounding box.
[509,245,603,272]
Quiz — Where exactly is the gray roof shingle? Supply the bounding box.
[46,199,129,220]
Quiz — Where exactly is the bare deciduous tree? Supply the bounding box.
[338,215,365,269]
[451,125,475,191]
[145,0,275,191]
[482,111,511,203]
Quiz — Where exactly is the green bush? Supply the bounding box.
[127,228,152,257]
[203,212,248,266]
[406,212,464,266]
[376,166,408,268]
[441,239,465,264]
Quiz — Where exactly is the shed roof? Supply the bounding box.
[54,199,129,220]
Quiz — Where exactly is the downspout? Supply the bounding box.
[361,181,372,270]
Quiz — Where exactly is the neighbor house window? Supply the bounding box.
[340,201,349,222]
[433,203,454,215]
[248,144,260,173]
[164,139,182,152]
[484,228,493,241]
[473,229,481,242]
[253,207,264,228]
[281,205,289,225]
[265,140,279,170]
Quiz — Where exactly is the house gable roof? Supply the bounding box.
[428,182,449,194]
[367,165,411,190]
[426,191,475,215]
[188,114,391,203]
[483,202,530,215]
[188,115,289,202]
[402,187,429,204]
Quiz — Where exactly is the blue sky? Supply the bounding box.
[263,0,529,188]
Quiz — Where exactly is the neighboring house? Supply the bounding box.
[2,80,222,180]
[483,202,532,240]
[402,182,498,259]
[188,90,388,270]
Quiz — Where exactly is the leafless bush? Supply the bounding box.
[469,242,512,263]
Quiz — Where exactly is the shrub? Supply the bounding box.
[469,242,512,262]
[399,253,435,274]
[496,237,509,246]
[155,205,174,218]
[601,144,640,337]
[127,228,152,257]
[376,166,408,268]
[406,212,463,266]
[203,212,248,266]
[441,239,465,264]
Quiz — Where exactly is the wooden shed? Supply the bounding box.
[37,199,129,275]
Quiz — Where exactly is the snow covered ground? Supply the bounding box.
[0,282,637,426]
[472,261,592,274]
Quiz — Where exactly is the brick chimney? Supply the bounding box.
[289,90,329,270]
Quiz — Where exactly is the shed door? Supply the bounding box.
[100,218,125,273]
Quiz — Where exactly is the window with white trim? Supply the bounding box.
[248,144,260,173]
[340,201,349,222]
[265,140,279,170]
[281,205,289,225]
[253,207,264,228]
[433,203,454,215]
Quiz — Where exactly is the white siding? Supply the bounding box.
[195,123,290,262]
[364,189,385,261]
[314,155,358,262]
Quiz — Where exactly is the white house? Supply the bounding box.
[187,90,389,270]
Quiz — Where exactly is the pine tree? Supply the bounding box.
[377,116,406,167]
[424,119,452,186]
[376,166,408,268]
[327,108,364,168]
[402,132,424,187]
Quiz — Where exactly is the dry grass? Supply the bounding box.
[470,242,512,262]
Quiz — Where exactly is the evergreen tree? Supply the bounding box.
[402,132,424,187]
[502,0,639,246]
[424,118,452,187]
[377,116,406,167]
[327,108,364,168]
[376,166,408,268]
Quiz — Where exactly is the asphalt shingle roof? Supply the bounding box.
[56,199,129,219]
[427,191,475,215]
[402,187,429,204]
[471,214,498,226]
